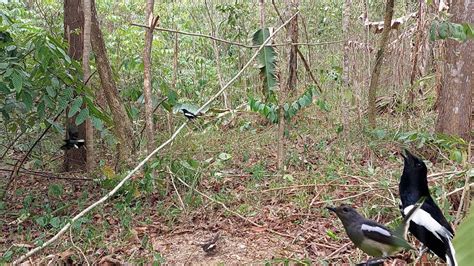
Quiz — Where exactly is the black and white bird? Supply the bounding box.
[399,149,457,266]
[181,108,202,120]
[198,232,220,254]
[327,199,424,261]
[60,129,85,150]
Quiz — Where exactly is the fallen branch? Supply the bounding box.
[12,12,298,265]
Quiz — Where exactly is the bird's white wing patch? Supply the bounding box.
[404,205,453,240]
[361,224,391,236]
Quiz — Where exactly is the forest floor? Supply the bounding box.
[1,107,469,265]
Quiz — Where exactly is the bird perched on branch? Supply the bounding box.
[399,149,457,266]
[327,198,424,263]
[60,129,85,150]
[181,108,203,120]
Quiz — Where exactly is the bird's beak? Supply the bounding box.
[326,206,336,212]
[400,149,407,160]
[403,149,417,162]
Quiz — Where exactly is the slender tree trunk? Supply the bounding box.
[90,0,135,163]
[205,0,229,109]
[64,0,87,171]
[169,31,178,134]
[367,0,394,128]
[82,0,95,172]
[341,0,352,134]
[277,0,298,171]
[435,0,473,142]
[143,0,155,152]
[408,0,424,105]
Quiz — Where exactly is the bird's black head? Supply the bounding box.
[327,204,362,226]
[400,149,430,198]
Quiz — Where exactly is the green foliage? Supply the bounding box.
[0,6,109,138]
[453,199,474,266]
[249,97,279,123]
[249,86,326,124]
[430,20,473,42]
[252,28,278,103]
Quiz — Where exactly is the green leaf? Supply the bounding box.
[450,150,463,163]
[46,86,56,97]
[75,108,89,125]
[0,83,10,94]
[0,62,8,69]
[91,116,104,131]
[51,77,60,88]
[68,97,83,118]
[50,217,61,228]
[35,216,48,227]
[37,100,45,119]
[463,23,474,39]
[283,174,294,182]
[218,152,232,161]
[11,71,23,93]
[453,200,474,265]
[439,22,448,39]
[20,91,33,111]
[252,28,278,102]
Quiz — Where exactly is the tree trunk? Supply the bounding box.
[408,0,424,105]
[277,0,298,171]
[83,0,95,172]
[143,0,155,153]
[367,0,395,129]
[64,0,87,171]
[435,0,473,142]
[90,0,135,163]
[205,0,229,109]
[341,0,352,134]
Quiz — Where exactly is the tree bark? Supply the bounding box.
[143,0,155,153]
[82,0,95,172]
[90,0,135,163]
[64,0,87,171]
[205,0,229,109]
[277,0,298,171]
[435,0,473,142]
[408,0,424,105]
[341,0,352,134]
[367,0,394,128]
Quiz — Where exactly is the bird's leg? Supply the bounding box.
[413,245,428,264]
[358,257,385,266]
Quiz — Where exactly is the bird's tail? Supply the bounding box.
[446,239,457,266]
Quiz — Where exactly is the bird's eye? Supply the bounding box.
[415,162,422,167]
[342,207,349,212]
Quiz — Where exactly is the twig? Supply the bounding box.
[69,227,89,266]
[326,242,351,259]
[455,172,472,225]
[12,13,298,265]
[0,130,25,160]
[0,168,94,181]
[440,183,474,199]
[131,23,340,49]
[271,0,323,93]
[167,167,186,213]
[311,189,378,206]
[173,173,292,239]
[2,110,64,200]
